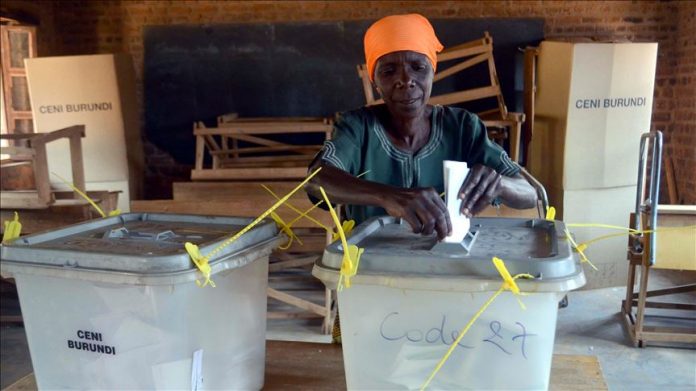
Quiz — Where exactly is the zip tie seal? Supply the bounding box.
[51,172,120,218]
[319,187,363,290]
[2,212,22,244]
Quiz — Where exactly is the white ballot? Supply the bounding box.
[443,160,470,243]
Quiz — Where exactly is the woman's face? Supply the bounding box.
[373,50,434,119]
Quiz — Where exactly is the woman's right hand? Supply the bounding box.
[380,187,452,240]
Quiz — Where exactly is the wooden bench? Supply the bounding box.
[191,117,333,181]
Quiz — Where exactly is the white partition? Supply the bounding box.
[529,41,658,288]
[25,54,143,212]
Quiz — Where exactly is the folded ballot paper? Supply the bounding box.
[443,160,470,243]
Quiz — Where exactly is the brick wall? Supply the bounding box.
[3,0,694,202]
[668,2,695,203]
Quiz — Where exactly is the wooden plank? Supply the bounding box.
[0,315,23,323]
[428,85,500,106]
[436,42,490,62]
[629,300,696,310]
[0,146,34,157]
[508,121,521,162]
[32,125,85,144]
[549,354,607,391]
[173,181,309,200]
[357,64,377,104]
[210,145,323,155]
[269,256,319,272]
[3,350,605,391]
[0,161,35,190]
[1,191,119,234]
[638,330,696,343]
[478,203,540,218]
[194,123,332,136]
[31,142,51,206]
[130,200,331,229]
[219,155,313,164]
[68,132,86,199]
[267,311,323,320]
[0,191,49,209]
[0,133,41,140]
[280,234,331,253]
[663,154,679,204]
[432,52,490,83]
[219,159,314,169]
[221,116,328,123]
[267,287,327,316]
[171,182,334,227]
[523,47,539,165]
[657,204,696,215]
[191,167,309,180]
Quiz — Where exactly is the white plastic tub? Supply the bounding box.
[313,217,586,390]
[1,213,282,390]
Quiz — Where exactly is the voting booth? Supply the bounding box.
[25,54,143,212]
[528,41,658,289]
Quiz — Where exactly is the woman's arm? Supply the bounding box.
[306,162,452,240]
[457,164,538,217]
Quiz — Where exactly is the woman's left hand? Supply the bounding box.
[458,164,502,217]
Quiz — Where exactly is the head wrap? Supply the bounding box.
[364,14,444,81]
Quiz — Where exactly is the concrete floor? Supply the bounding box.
[1,270,695,390]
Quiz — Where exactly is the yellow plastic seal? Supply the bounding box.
[332,220,355,242]
[51,172,120,218]
[261,184,330,232]
[319,187,363,290]
[545,206,556,220]
[270,211,303,250]
[183,168,323,288]
[2,212,22,244]
[184,242,216,288]
[564,228,599,271]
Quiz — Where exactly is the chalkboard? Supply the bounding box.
[144,19,544,164]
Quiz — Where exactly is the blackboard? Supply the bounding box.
[144,19,544,164]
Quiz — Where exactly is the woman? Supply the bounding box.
[306,14,537,240]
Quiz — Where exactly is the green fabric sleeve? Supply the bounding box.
[465,113,521,177]
[317,111,363,175]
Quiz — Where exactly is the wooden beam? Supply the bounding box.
[436,43,491,63]
[69,132,86,199]
[191,167,309,180]
[428,85,500,106]
[210,144,323,155]
[194,123,332,136]
[432,52,490,83]
[267,287,327,316]
[0,191,50,209]
[269,256,319,272]
[31,125,85,144]
[0,146,34,157]
[130,199,332,229]
[267,311,323,320]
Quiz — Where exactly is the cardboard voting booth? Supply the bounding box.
[529,41,658,289]
[25,54,143,212]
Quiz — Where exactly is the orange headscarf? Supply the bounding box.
[364,14,444,81]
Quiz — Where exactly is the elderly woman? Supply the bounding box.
[306,14,537,240]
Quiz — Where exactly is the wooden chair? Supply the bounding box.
[356,32,524,161]
[0,125,86,209]
[192,117,333,181]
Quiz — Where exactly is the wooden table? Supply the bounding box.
[4,341,606,390]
